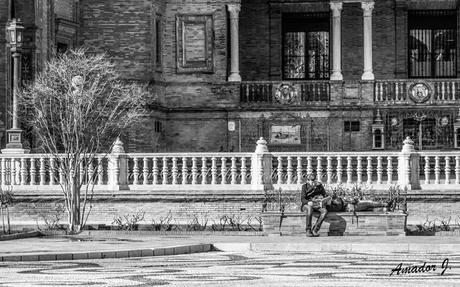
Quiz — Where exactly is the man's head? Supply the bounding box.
[306,173,316,183]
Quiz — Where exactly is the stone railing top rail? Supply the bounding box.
[0,153,110,159]
[272,151,400,157]
[419,151,460,156]
[125,152,254,158]
[375,79,460,83]
[241,80,330,84]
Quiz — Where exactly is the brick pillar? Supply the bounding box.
[397,137,420,190]
[251,138,273,191]
[108,137,129,190]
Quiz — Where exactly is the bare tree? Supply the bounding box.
[19,49,148,233]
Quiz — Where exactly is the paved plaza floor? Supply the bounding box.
[0,250,459,286]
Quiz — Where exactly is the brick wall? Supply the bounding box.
[54,0,74,21]
[79,0,155,80]
[8,192,460,231]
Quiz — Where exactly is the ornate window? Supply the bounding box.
[409,10,457,78]
[282,13,330,80]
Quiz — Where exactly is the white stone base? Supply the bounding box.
[228,73,241,82]
[361,71,375,81]
[1,148,30,154]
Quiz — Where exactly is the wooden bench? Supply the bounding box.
[260,211,407,236]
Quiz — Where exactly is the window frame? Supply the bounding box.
[408,10,457,78]
[282,12,330,81]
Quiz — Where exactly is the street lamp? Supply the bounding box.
[3,18,27,153]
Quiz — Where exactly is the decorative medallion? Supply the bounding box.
[441,116,449,127]
[274,83,298,104]
[408,82,432,103]
[391,117,398,126]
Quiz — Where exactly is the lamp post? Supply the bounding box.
[3,18,27,153]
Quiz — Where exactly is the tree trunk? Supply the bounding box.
[6,206,10,234]
[0,206,4,234]
[68,177,81,234]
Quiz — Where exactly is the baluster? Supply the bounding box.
[286,156,293,184]
[143,157,149,185]
[456,156,460,185]
[10,158,16,185]
[231,157,237,185]
[162,157,168,185]
[201,157,207,184]
[192,157,198,185]
[356,156,363,184]
[97,157,104,185]
[395,82,399,101]
[59,160,65,185]
[0,158,5,185]
[434,156,440,185]
[387,156,393,184]
[14,159,20,185]
[48,158,55,185]
[182,157,188,185]
[442,82,446,101]
[211,157,217,184]
[336,156,343,184]
[88,159,94,184]
[30,158,36,185]
[221,157,227,184]
[172,157,178,184]
[316,157,323,182]
[453,82,456,100]
[277,156,283,185]
[376,156,383,184]
[259,156,264,184]
[445,156,451,184]
[21,157,27,185]
[367,156,373,184]
[153,157,159,185]
[297,156,303,184]
[424,156,430,185]
[307,156,313,176]
[241,157,247,184]
[133,157,139,185]
[347,156,353,184]
[40,157,46,185]
[326,156,332,184]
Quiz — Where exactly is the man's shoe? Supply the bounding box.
[311,230,320,237]
[306,230,314,237]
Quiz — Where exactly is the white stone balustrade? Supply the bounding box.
[1,138,460,191]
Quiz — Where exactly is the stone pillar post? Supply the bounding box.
[397,137,420,190]
[330,2,343,81]
[361,1,375,81]
[227,4,241,82]
[108,137,129,190]
[251,138,273,191]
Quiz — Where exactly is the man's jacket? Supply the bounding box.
[300,182,327,211]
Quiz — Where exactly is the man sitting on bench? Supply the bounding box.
[300,174,330,237]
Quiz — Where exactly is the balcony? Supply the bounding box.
[240,81,330,106]
[374,79,460,105]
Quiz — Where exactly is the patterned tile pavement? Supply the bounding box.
[0,251,459,286]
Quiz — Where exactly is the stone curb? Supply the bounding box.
[213,242,460,254]
[0,231,42,241]
[0,243,213,262]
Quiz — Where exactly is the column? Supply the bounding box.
[227,4,241,82]
[361,1,375,81]
[330,2,343,81]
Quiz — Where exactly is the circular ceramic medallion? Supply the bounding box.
[408,82,431,103]
[275,84,298,104]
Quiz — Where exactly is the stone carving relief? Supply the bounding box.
[408,81,432,103]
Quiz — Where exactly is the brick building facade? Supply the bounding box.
[3,0,460,153]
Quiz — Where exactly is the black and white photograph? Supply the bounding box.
[0,0,460,286]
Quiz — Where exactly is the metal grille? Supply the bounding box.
[282,13,330,80]
[408,10,457,78]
